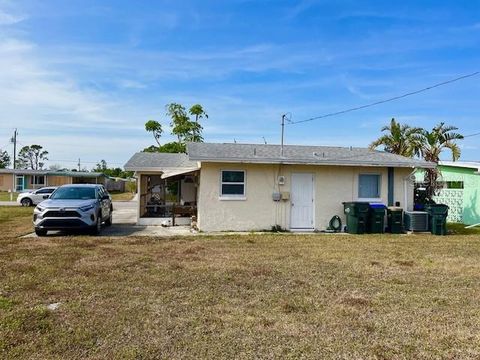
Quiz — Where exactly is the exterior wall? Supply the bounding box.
[416,166,480,225]
[197,162,414,232]
[47,175,72,186]
[0,174,14,192]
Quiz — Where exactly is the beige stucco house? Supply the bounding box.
[125,142,435,232]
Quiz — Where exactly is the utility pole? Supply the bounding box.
[10,129,17,201]
[78,158,81,171]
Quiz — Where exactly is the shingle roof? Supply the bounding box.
[124,152,198,171]
[187,142,436,168]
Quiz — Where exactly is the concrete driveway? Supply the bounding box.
[112,200,137,224]
[24,199,193,237]
[101,200,192,236]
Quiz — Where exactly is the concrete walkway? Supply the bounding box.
[0,201,19,206]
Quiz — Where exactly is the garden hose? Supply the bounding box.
[328,215,342,232]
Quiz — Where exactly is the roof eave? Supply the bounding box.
[188,157,436,168]
[125,166,200,173]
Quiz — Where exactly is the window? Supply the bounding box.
[36,188,55,194]
[50,187,96,200]
[220,170,245,198]
[30,176,45,185]
[358,174,381,199]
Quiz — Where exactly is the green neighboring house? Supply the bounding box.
[416,161,480,225]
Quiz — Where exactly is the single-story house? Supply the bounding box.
[125,142,434,232]
[0,169,108,192]
[415,161,480,225]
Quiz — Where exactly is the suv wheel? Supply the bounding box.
[105,210,113,227]
[90,213,102,235]
[21,198,33,207]
[35,228,47,236]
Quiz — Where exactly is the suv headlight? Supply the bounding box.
[35,205,44,212]
[79,204,95,212]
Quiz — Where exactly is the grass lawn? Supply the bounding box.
[1,230,479,358]
[0,206,33,237]
[0,192,17,201]
[109,191,135,201]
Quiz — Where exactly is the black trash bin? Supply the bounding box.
[343,202,370,234]
[425,204,449,235]
[387,207,404,234]
[368,203,386,233]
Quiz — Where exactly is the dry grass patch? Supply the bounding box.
[109,191,135,201]
[0,192,18,201]
[0,206,34,237]
[0,234,480,359]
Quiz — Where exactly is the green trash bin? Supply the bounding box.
[368,203,386,233]
[387,207,404,234]
[343,202,370,234]
[425,204,449,235]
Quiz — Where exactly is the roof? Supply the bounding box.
[439,161,480,172]
[187,142,436,168]
[0,169,104,177]
[0,169,49,175]
[48,171,104,178]
[124,152,199,172]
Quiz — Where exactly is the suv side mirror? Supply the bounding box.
[101,194,110,200]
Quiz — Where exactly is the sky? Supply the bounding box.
[0,0,479,170]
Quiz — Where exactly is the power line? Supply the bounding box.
[288,71,480,125]
[464,132,480,138]
[49,158,125,166]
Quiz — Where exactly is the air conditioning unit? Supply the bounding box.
[404,211,429,232]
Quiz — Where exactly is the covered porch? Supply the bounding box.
[124,152,201,227]
[137,168,199,226]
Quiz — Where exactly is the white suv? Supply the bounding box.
[33,184,113,236]
[17,187,57,207]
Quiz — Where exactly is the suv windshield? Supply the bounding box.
[50,187,96,200]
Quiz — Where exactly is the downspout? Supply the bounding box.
[387,167,394,206]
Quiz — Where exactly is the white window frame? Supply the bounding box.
[358,173,382,201]
[219,169,246,200]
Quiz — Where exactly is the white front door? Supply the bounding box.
[290,173,314,230]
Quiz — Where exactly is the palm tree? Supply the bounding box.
[413,123,464,199]
[189,104,208,142]
[369,118,421,157]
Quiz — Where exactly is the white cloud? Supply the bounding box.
[0,9,25,25]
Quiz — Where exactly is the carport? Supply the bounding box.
[124,152,200,226]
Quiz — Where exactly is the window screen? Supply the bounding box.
[221,170,245,197]
[358,174,381,198]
